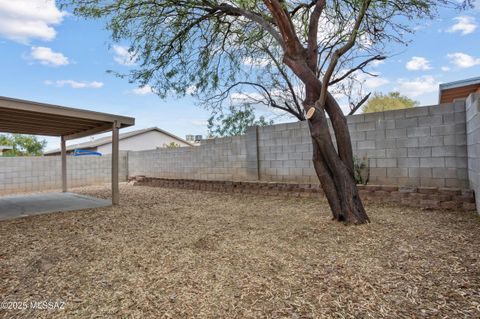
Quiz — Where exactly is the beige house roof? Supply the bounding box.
[45,127,193,154]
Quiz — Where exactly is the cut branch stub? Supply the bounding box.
[306,107,316,120]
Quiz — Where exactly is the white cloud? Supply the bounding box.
[358,33,374,48]
[405,57,432,71]
[132,85,153,95]
[44,80,104,89]
[441,66,450,72]
[113,45,136,66]
[447,52,480,68]
[355,72,389,89]
[396,76,439,97]
[447,16,477,35]
[370,60,385,67]
[186,85,197,95]
[364,76,389,89]
[0,0,67,43]
[29,46,69,66]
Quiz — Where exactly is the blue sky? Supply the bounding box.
[0,1,479,151]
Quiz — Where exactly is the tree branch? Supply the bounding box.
[289,1,316,17]
[306,0,326,70]
[211,3,284,48]
[329,55,385,85]
[263,47,304,119]
[210,81,300,118]
[317,0,372,110]
[263,0,304,56]
[348,92,371,115]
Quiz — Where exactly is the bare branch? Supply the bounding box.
[306,0,326,70]
[348,92,371,115]
[317,0,372,110]
[289,1,316,17]
[329,55,385,85]
[209,81,301,118]
[262,47,304,119]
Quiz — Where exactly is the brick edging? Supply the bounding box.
[130,176,476,211]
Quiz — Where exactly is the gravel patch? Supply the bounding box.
[1,184,480,318]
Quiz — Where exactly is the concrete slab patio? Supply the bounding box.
[0,192,110,221]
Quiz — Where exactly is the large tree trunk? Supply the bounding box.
[282,56,369,224]
[305,86,370,224]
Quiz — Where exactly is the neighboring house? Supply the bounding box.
[439,76,480,104]
[0,145,13,156]
[45,127,193,156]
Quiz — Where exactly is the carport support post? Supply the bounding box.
[112,121,120,205]
[61,136,67,192]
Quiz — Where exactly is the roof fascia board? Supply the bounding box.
[439,77,480,91]
[0,96,134,126]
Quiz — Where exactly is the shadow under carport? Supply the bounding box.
[0,192,110,221]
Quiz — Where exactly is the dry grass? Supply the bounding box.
[1,184,480,318]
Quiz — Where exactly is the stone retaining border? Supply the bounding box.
[131,176,476,211]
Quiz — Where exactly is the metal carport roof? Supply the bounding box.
[0,96,134,140]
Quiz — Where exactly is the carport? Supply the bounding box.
[0,96,135,216]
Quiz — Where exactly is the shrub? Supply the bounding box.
[354,155,369,185]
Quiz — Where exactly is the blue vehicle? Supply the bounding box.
[73,149,102,156]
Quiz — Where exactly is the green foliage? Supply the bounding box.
[60,0,462,102]
[362,92,419,113]
[354,155,369,185]
[208,104,273,137]
[0,134,47,156]
[164,142,181,148]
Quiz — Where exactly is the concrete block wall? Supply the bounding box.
[0,152,128,195]
[257,102,469,188]
[257,121,316,183]
[128,135,248,181]
[352,101,468,188]
[1,98,476,213]
[466,93,480,213]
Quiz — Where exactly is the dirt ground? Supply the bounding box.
[1,184,479,318]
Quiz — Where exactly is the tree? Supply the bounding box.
[208,104,273,137]
[362,92,418,113]
[63,0,472,224]
[0,134,47,156]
